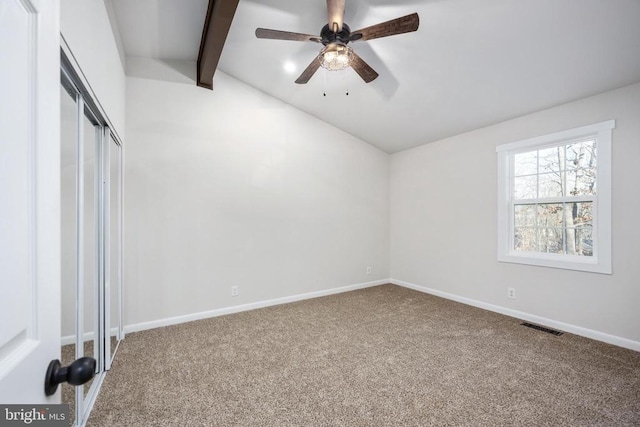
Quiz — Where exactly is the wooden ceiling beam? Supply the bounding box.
[197,0,239,90]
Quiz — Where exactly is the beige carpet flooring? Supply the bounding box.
[87,284,640,426]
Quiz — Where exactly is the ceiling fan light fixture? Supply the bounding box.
[319,43,352,71]
[256,6,419,84]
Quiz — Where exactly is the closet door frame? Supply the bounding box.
[61,39,124,426]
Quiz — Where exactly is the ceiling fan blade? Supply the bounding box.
[350,51,378,83]
[255,28,321,43]
[326,0,346,32]
[350,13,419,42]
[295,56,322,84]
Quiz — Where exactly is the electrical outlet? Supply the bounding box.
[507,287,516,299]
[231,286,239,297]
[366,266,372,275]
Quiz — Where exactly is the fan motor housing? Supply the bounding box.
[320,23,351,45]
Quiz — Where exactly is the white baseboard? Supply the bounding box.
[391,279,640,352]
[124,279,390,335]
[122,278,639,352]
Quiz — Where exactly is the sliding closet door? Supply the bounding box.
[60,63,123,425]
[60,76,104,426]
[79,106,101,411]
[106,134,123,368]
[60,79,79,425]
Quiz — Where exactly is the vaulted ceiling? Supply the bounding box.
[110,0,640,153]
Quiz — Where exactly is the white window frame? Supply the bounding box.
[496,120,614,274]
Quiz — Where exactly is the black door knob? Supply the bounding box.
[44,357,96,396]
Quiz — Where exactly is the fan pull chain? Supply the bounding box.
[345,67,350,96]
[323,68,327,97]
[320,69,351,96]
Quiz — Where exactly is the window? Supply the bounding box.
[497,121,614,274]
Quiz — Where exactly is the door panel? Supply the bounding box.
[0,0,32,356]
[0,0,61,403]
[61,83,78,349]
[108,138,123,366]
[80,110,99,401]
[60,82,79,419]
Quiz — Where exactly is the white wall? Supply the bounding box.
[60,0,125,138]
[391,82,640,345]
[124,59,390,327]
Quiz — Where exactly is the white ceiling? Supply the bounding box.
[111,0,640,153]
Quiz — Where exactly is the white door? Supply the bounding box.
[0,0,62,403]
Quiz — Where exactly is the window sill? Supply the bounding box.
[498,252,611,274]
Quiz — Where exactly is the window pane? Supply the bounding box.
[563,202,593,256]
[566,201,593,226]
[538,146,564,174]
[514,204,536,227]
[537,203,563,228]
[514,151,537,176]
[514,175,537,199]
[538,172,564,198]
[566,168,596,196]
[575,225,594,256]
[537,228,563,254]
[514,227,536,252]
[566,140,596,169]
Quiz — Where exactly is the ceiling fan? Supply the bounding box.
[255,0,419,84]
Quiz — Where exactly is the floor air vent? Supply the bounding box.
[521,322,564,336]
